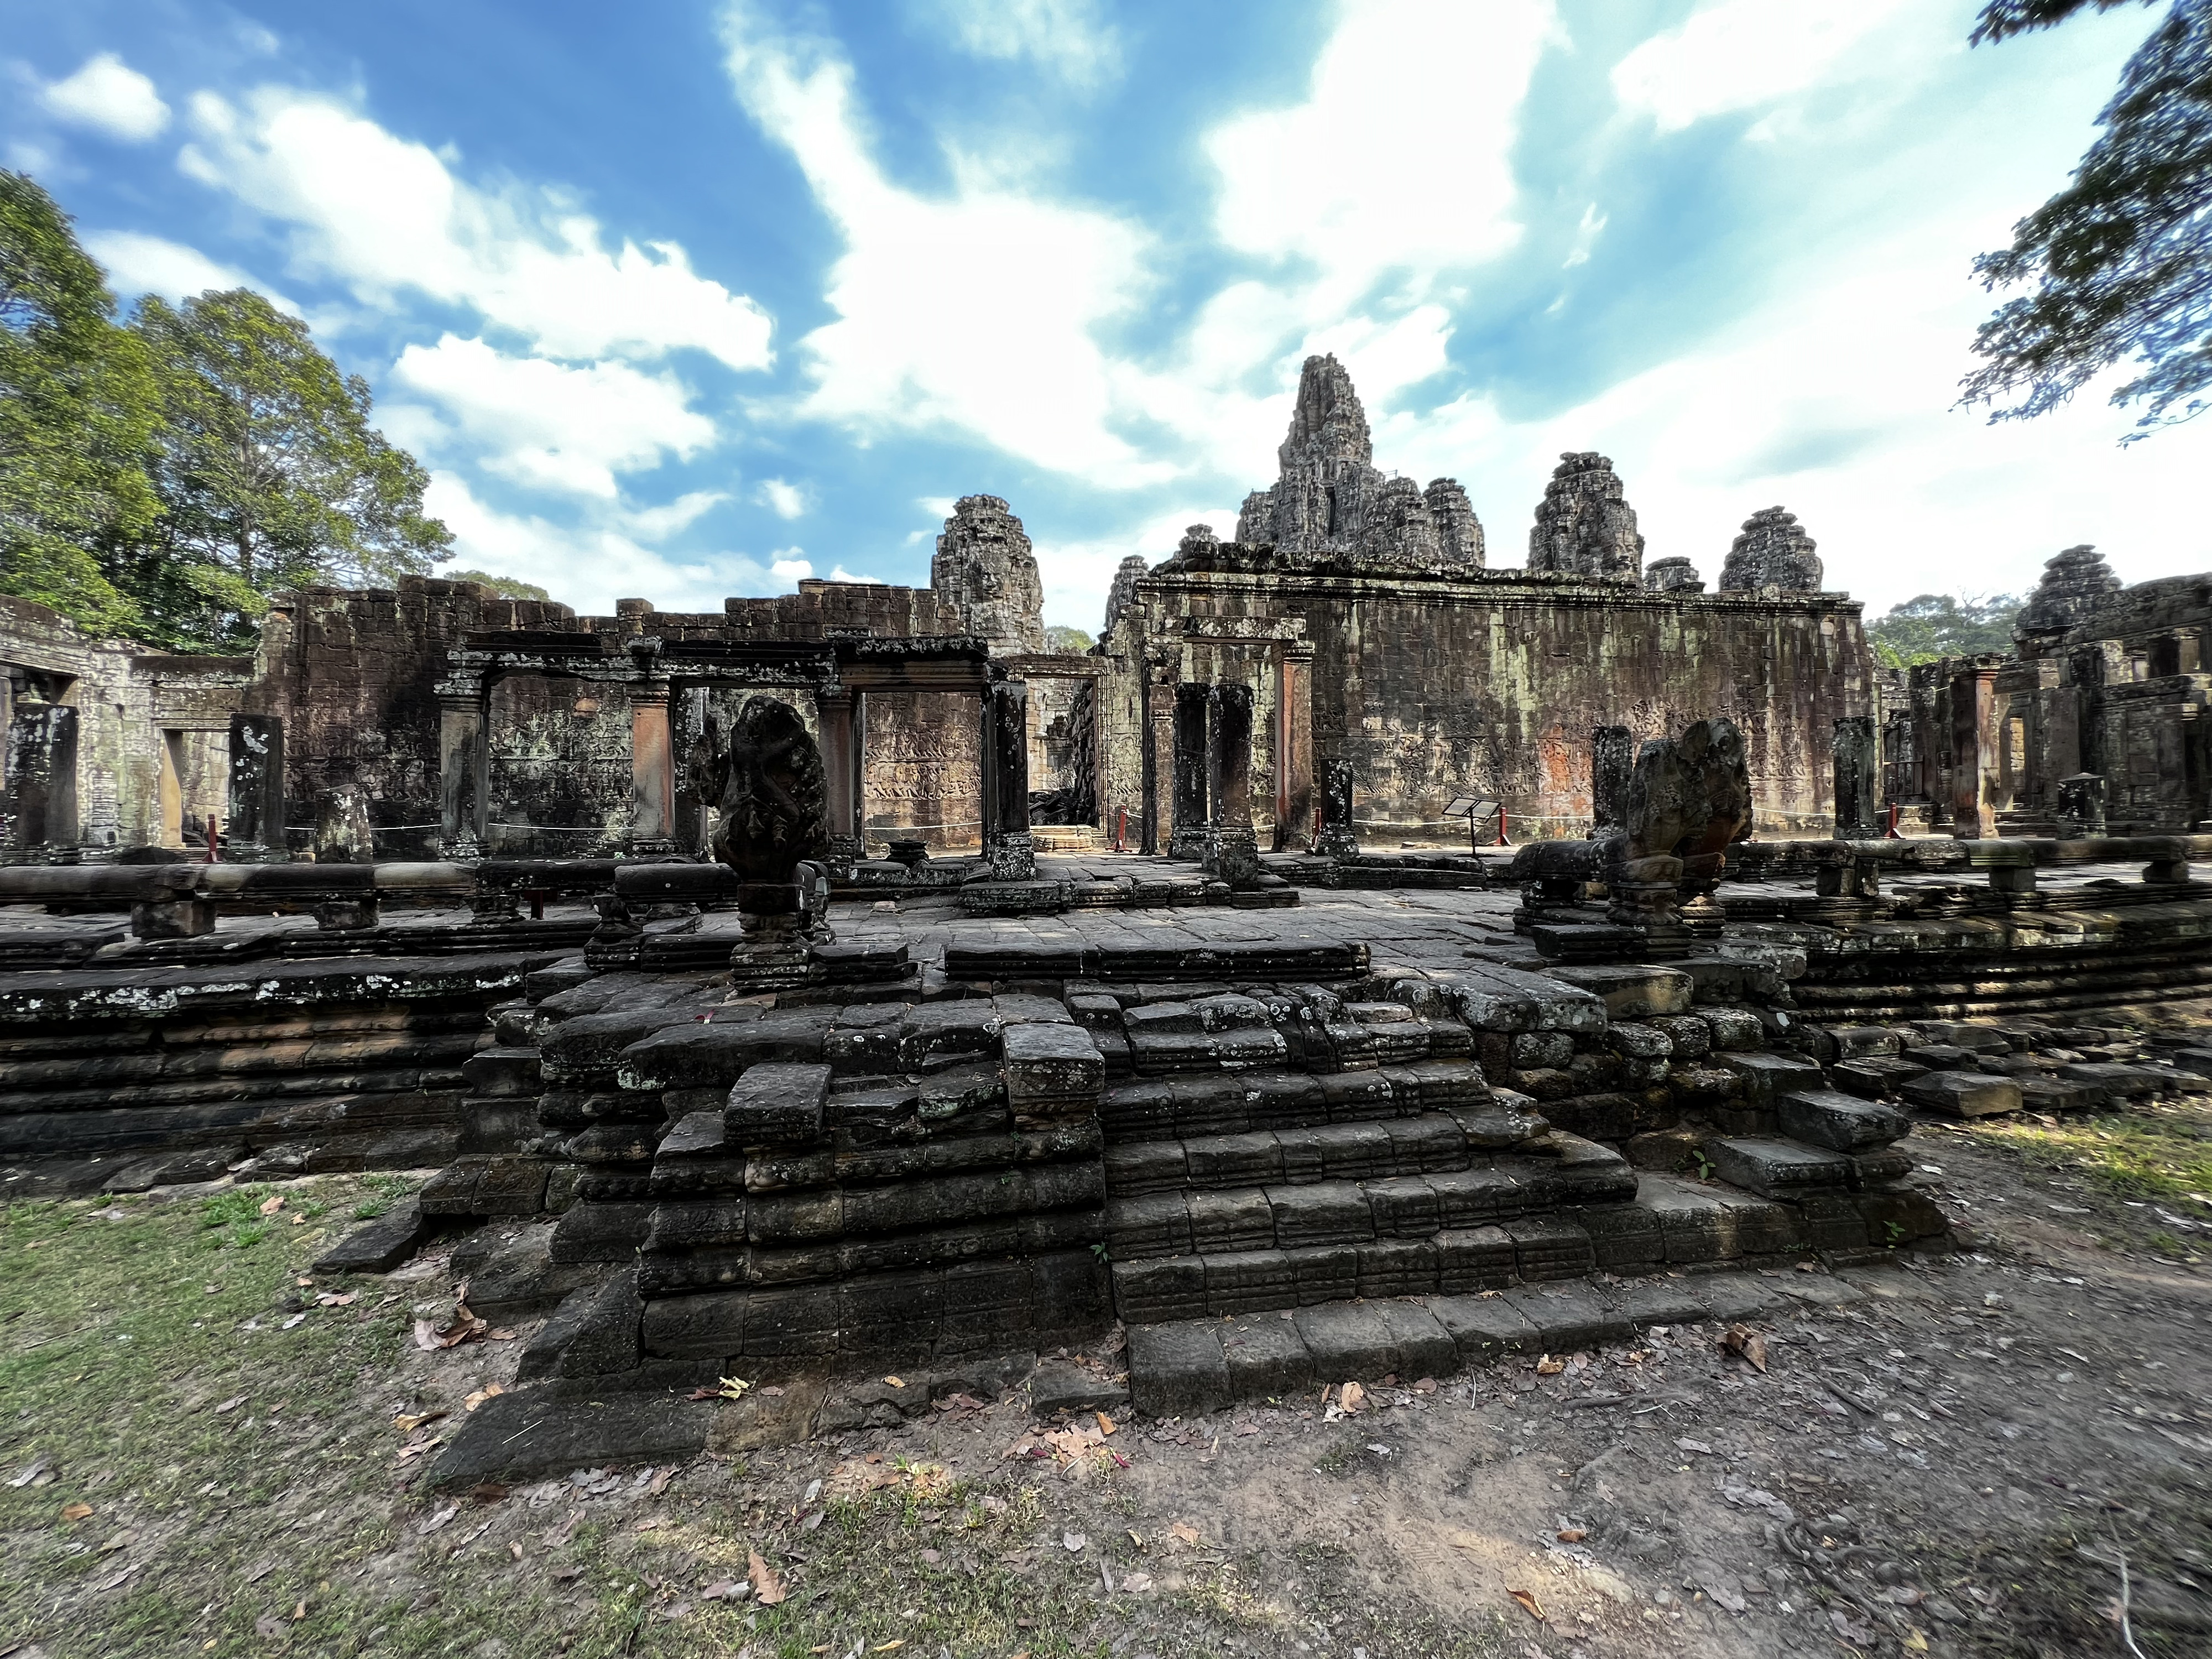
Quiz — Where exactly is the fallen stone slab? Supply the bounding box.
[1898,1071,2023,1118]
[1125,1321,1231,1417]
[1540,964,1694,1020]
[1777,1089,1910,1152]
[423,1390,711,1489]
[100,1144,240,1193]
[312,1197,434,1274]
[1705,1137,1855,1199]
[1029,1359,1130,1417]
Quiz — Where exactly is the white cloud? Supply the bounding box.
[721,5,1166,483]
[623,490,729,542]
[1207,0,1557,293]
[391,335,717,498]
[424,474,758,615]
[755,477,811,519]
[179,87,774,371]
[41,53,170,143]
[1562,204,1606,269]
[82,229,300,311]
[920,0,1121,88]
[828,564,883,583]
[770,554,813,580]
[1611,0,1923,134]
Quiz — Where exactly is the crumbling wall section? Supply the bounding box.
[1100,559,1867,839]
[248,577,581,859]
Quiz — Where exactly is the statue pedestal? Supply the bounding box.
[1203,824,1260,888]
[729,912,811,990]
[985,831,1036,881]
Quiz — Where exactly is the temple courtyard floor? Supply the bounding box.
[3,1053,2208,1659]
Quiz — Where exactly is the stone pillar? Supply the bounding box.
[437,682,488,860]
[312,760,375,864]
[673,686,712,857]
[629,682,676,855]
[2,701,77,860]
[1832,715,1879,838]
[1949,664,2001,838]
[1142,672,1176,855]
[1275,645,1315,851]
[226,714,287,861]
[1169,682,1211,862]
[1591,725,1634,831]
[1317,757,1358,858]
[815,688,861,874]
[984,680,1034,880]
[1204,682,1259,886]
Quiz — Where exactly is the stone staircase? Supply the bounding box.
[429,946,1956,1426]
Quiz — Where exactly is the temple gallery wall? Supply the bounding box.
[1,355,2205,864]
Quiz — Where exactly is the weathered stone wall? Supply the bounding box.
[1890,556,2212,833]
[1099,554,1868,841]
[247,577,581,859]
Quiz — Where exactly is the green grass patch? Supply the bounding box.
[1964,1104,2212,1206]
[2,1183,1306,1658]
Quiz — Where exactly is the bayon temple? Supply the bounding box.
[2,354,2209,1469]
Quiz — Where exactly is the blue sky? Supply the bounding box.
[4,0,2201,630]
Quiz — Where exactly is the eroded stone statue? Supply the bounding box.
[709,696,829,881]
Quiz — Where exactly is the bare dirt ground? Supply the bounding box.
[6,1102,2209,1659]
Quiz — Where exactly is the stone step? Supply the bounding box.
[1105,1132,1636,1260]
[1103,1110,1478,1196]
[1099,1060,1490,1142]
[1124,1271,1840,1417]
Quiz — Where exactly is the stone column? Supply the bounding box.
[1317,757,1358,858]
[226,714,288,861]
[1590,725,1634,831]
[629,682,677,855]
[1832,715,1879,837]
[1204,682,1260,886]
[1949,664,2001,838]
[1275,645,1315,851]
[1142,671,1176,855]
[984,679,1034,880]
[437,680,488,860]
[815,687,861,874]
[2,701,77,860]
[1169,682,1210,862]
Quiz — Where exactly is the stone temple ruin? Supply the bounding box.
[2,354,2209,1473]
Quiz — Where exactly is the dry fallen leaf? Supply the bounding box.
[61,1501,93,1522]
[1902,1629,1929,1652]
[748,1548,786,1606]
[1167,1521,1201,1548]
[1508,1588,1547,1622]
[882,1375,903,1387]
[1720,1325,1769,1374]
[315,1292,356,1307]
[258,1195,285,1216]
[1535,1355,1565,1376]
[394,1410,448,1434]
[1557,1528,1587,1543]
[1095,1411,1117,1437]
[463,1385,505,1412]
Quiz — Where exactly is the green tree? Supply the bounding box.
[0,171,160,636]
[1043,624,1093,653]
[127,289,451,649]
[1867,592,2025,668]
[446,568,551,601]
[1960,0,2212,436]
